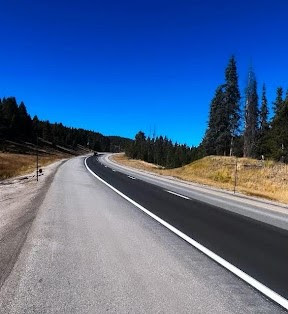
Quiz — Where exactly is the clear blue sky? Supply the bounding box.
[0,0,288,146]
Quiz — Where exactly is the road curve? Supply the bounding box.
[0,156,285,313]
[88,154,288,307]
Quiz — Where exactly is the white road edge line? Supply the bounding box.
[166,190,190,200]
[84,157,288,310]
[128,175,136,180]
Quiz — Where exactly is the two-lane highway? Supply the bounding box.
[0,155,286,313]
[86,154,288,307]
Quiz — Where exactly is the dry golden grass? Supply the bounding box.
[113,154,164,172]
[113,153,288,204]
[0,153,67,180]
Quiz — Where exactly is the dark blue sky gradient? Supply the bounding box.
[1,0,288,145]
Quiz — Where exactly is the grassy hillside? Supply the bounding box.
[0,139,90,180]
[113,154,288,204]
[0,153,65,180]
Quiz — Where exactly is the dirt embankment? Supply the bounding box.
[112,153,288,204]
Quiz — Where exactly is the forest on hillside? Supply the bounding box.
[126,56,288,168]
[2,54,287,167]
[202,56,288,162]
[0,97,132,153]
[125,131,203,168]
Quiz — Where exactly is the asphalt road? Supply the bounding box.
[0,156,286,313]
[103,154,288,232]
[87,155,288,303]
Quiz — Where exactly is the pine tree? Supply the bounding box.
[269,94,288,161]
[273,87,283,116]
[2,97,20,138]
[18,102,32,138]
[224,56,241,156]
[257,84,270,157]
[202,84,227,155]
[285,89,288,102]
[134,131,146,160]
[243,68,259,157]
[259,84,269,132]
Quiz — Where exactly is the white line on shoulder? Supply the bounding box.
[84,157,288,311]
[166,190,190,200]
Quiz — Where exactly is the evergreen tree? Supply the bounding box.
[259,84,269,132]
[273,87,283,116]
[202,56,241,156]
[18,102,32,138]
[224,56,241,156]
[125,131,200,168]
[202,85,227,155]
[257,84,270,157]
[269,94,288,161]
[243,68,259,157]
[1,97,19,138]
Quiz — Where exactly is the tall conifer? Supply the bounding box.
[259,84,269,132]
[273,87,283,116]
[243,68,259,157]
[224,56,241,156]
[202,84,226,155]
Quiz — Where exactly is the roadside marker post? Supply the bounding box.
[234,157,238,194]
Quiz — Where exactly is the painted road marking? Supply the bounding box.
[166,190,190,200]
[84,157,288,311]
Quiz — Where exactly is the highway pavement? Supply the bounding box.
[87,154,288,307]
[0,155,286,313]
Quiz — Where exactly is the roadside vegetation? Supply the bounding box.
[0,152,66,180]
[0,97,132,180]
[123,56,288,203]
[113,153,288,204]
[126,56,288,170]
[0,97,132,155]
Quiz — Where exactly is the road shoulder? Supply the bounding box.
[0,158,67,290]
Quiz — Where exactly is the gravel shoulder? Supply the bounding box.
[0,158,68,289]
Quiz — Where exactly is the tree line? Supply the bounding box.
[202,56,288,162]
[125,131,202,168]
[126,56,288,169]
[0,97,131,152]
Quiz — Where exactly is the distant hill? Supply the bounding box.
[0,97,131,155]
[108,136,133,153]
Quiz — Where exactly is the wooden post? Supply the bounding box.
[234,157,238,194]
